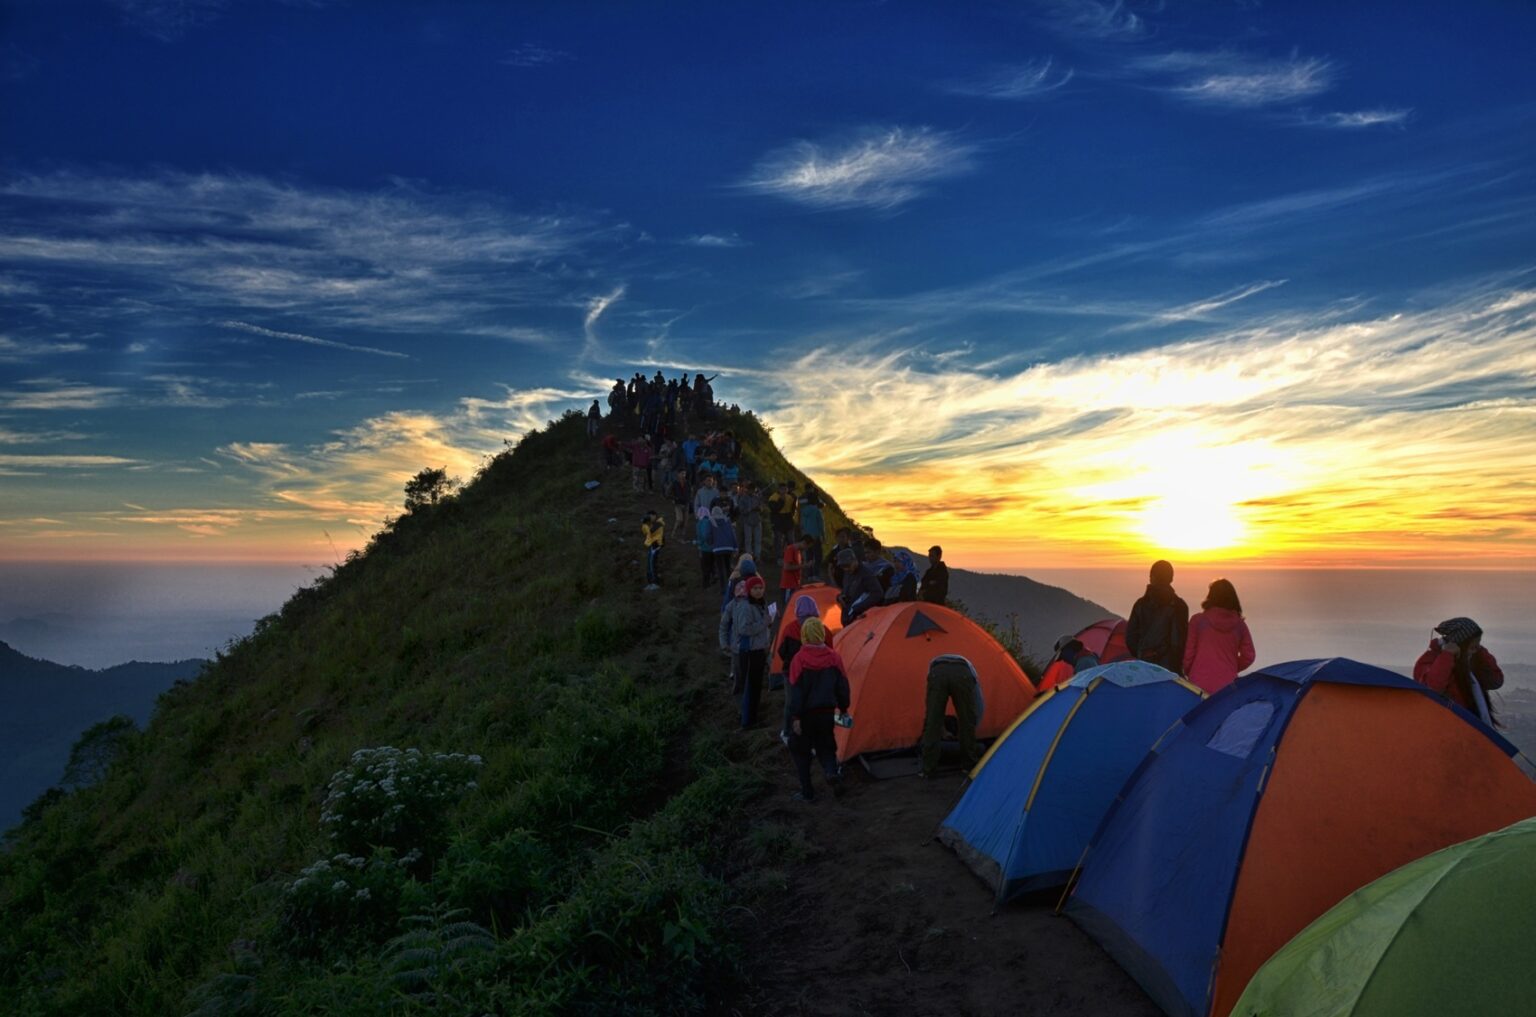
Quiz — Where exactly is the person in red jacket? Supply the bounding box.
[1182,578,1256,694]
[1413,616,1504,722]
[786,618,850,802]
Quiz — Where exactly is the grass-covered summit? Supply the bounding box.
[0,407,852,1016]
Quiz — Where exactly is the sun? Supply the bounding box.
[1138,491,1247,552]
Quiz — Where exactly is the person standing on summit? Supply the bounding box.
[919,546,949,605]
[1182,578,1255,694]
[1125,559,1189,675]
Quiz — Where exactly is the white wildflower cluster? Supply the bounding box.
[283,853,378,906]
[318,746,484,851]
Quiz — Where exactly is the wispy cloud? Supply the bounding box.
[740,127,977,211]
[583,285,626,353]
[0,379,127,411]
[106,0,230,42]
[731,282,1536,567]
[682,233,748,248]
[946,57,1074,99]
[1108,279,1288,332]
[1139,51,1335,107]
[1038,0,1147,41]
[0,170,614,345]
[0,335,89,362]
[1302,108,1413,129]
[0,454,138,468]
[501,43,572,68]
[218,320,411,359]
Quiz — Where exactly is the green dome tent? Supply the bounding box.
[1232,815,1536,1017]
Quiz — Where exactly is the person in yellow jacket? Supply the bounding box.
[641,510,665,590]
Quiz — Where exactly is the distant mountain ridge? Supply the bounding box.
[0,640,205,830]
[946,567,1116,663]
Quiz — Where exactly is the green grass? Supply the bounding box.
[0,410,797,1016]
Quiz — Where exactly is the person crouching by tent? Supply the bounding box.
[641,510,664,590]
[1182,578,1255,694]
[1414,617,1505,724]
[720,575,771,729]
[836,548,885,627]
[1126,559,1189,675]
[921,654,984,778]
[787,617,850,802]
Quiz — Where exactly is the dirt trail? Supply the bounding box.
[589,433,1158,1017]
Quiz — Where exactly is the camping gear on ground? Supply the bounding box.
[1231,815,1536,1017]
[938,660,1203,902]
[832,602,1036,761]
[1065,657,1536,1017]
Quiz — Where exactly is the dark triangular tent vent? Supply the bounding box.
[905,610,947,638]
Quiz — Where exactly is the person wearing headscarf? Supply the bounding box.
[886,550,919,603]
[1414,617,1504,722]
[786,617,851,802]
[1125,559,1189,675]
[717,575,771,729]
[776,593,823,742]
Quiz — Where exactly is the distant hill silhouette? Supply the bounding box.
[0,640,204,829]
[947,567,1116,661]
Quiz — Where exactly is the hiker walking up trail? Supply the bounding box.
[695,510,714,588]
[1125,559,1189,675]
[777,593,821,742]
[709,507,739,593]
[1414,616,1505,722]
[1182,578,1255,694]
[736,482,765,559]
[720,575,771,729]
[787,617,850,802]
[920,654,983,778]
[586,399,601,436]
[798,492,825,579]
[641,511,664,590]
[780,535,805,608]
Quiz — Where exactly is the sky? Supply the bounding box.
[2,0,1534,570]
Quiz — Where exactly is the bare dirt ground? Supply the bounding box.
[730,742,1162,1017]
[602,449,1158,1017]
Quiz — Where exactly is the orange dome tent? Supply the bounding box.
[769,582,844,676]
[833,603,1036,759]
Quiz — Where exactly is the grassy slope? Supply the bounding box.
[0,407,869,1016]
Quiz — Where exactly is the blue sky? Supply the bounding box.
[2,0,1534,566]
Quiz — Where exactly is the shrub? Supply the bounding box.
[380,904,497,1006]
[278,850,425,953]
[319,747,482,859]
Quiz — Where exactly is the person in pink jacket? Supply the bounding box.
[1182,578,1255,694]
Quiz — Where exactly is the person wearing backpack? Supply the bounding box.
[786,617,850,801]
[1125,559,1190,675]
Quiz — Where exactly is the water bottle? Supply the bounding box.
[834,711,853,729]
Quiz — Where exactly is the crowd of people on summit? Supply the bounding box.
[590,372,1510,800]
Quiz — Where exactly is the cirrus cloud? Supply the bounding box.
[740,127,978,211]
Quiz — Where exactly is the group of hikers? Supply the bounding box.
[596,379,1510,802]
